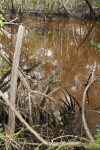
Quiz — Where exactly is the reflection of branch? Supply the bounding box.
[71,24,94,70]
[82,73,96,142]
[0,47,59,106]
[38,68,64,106]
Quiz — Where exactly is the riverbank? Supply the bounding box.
[1,0,100,22]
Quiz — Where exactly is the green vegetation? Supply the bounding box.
[0,126,26,149]
[54,111,63,126]
[90,40,100,51]
[31,0,37,6]
[96,1,100,8]
[34,143,43,150]
[88,129,100,149]
[0,4,5,35]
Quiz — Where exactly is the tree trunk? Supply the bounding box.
[8,25,25,134]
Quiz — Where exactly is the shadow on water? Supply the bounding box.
[0,18,100,135]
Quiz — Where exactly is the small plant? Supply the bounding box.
[90,40,100,51]
[0,126,27,149]
[88,128,100,149]
[54,111,63,126]
[0,126,4,137]
[31,0,37,6]
[0,127,5,147]
[34,143,42,150]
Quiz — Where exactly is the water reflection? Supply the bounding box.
[0,19,100,131]
[0,19,100,94]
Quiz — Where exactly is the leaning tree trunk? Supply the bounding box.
[8,25,25,134]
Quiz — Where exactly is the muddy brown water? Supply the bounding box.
[0,17,100,135]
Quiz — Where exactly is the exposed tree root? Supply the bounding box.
[82,73,96,142]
